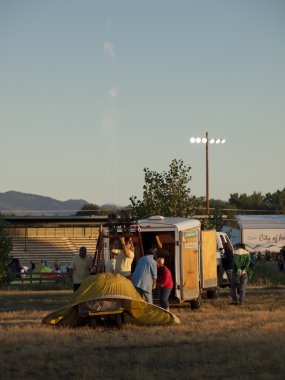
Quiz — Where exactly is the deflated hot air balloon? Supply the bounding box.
[42,272,180,328]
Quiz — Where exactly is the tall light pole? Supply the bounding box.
[190,132,226,215]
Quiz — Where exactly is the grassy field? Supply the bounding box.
[0,261,284,380]
[251,259,285,286]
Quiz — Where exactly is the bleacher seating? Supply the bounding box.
[9,228,100,268]
[10,237,75,267]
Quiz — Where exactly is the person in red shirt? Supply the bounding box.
[156,257,173,311]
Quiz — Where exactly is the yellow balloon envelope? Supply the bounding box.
[42,273,180,327]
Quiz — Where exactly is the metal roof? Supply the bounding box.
[4,215,109,226]
[138,216,200,230]
[236,215,285,229]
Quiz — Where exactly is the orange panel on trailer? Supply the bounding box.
[181,229,200,299]
[201,230,217,288]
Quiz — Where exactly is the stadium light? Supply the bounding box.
[189,132,226,214]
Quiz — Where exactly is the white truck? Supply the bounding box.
[99,216,219,308]
[216,231,234,287]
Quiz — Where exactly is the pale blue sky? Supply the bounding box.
[1,0,284,206]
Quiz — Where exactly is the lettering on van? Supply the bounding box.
[259,233,285,244]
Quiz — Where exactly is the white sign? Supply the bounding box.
[243,229,285,252]
[185,242,198,249]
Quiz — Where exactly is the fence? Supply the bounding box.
[9,271,68,286]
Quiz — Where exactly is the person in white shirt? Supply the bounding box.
[105,252,117,273]
[69,246,92,292]
[114,237,135,278]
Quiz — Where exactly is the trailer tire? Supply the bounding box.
[207,289,219,299]
[115,313,124,329]
[191,289,202,309]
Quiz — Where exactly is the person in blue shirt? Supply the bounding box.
[132,248,157,304]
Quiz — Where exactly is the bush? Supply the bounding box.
[250,261,284,287]
[0,215,13,286]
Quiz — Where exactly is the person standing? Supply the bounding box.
[222,241,234,283]
[230,243,253,305]
[105,252,117,274]
[156,257,173,311]
[132,248,157,304]
[115,237,135,278]
[69,246,93,292]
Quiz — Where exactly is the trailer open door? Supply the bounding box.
[180,229,200,301]
[201,230,217,289]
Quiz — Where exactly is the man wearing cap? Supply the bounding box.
[69,246,93,292]
[131,248,157,304]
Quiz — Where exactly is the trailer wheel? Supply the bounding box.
[115,313,124,329]
[191,289,202,309]
[207,289,219,299]
[88,317,99,329]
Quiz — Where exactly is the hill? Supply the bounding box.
[0,191,88,216]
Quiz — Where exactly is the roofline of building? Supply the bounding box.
[4,215,110,227]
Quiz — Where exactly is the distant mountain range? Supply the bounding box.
[0,191,88,216]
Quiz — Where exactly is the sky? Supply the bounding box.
[1,0,284,207]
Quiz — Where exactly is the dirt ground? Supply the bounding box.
[1,286,285,380]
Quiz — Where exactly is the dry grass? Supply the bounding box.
[0,286,285,380]
[251,260,285,286]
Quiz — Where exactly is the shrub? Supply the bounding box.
[0,215,13,286]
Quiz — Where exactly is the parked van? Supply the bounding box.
[216,231,234,287]
[98,216,219,308]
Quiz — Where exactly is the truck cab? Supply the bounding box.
[216,231,234,287]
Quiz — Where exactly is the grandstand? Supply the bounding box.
[5,216,106,268]
[10,236,98,267]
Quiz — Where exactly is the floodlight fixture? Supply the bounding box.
[189,132,226,214]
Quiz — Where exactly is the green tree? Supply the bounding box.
[210,199,228,210]
[76,203,100,216]
[0,215,13,285]
[201,208,224,231]
[228,191,275,213]
[265,188,285,213]
[130,159,196,219]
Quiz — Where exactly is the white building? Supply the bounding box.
[222,215,285,252]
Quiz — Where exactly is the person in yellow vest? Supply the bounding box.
[69,246,93,292]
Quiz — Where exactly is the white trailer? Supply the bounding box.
[102,216,218,307]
